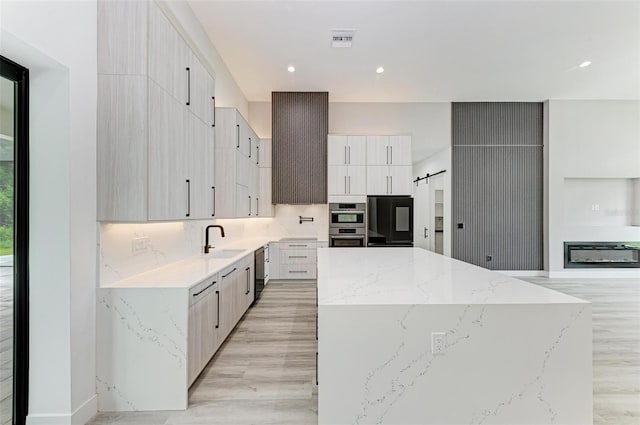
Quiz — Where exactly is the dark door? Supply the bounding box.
[0,55,29,425]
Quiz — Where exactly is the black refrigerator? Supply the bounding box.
[367,196,414,247]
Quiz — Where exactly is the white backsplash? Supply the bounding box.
[99,204,329,286]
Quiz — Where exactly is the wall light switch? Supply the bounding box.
[431,332,446,355]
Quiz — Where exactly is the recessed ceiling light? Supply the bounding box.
[287,66,296,73]
[578,61,591,68]
[376,67,384,74]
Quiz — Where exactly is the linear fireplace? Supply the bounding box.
[564,242,640,268]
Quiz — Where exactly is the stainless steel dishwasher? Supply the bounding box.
[254,246,265,302]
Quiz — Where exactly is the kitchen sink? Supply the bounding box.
[207,249,246,259]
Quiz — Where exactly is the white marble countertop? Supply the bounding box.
[317,248,588,306]
[102,238,270,289]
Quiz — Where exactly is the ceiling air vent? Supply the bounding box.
[331,30,355,48]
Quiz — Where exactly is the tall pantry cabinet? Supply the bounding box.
[97,0,216,221]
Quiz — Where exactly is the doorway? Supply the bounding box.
[0,55,29,425]
[414,175,445,254]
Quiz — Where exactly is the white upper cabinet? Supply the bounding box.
[328,135,348,165]
[328,134,413,200]
[366,166,413,196]
[347,136,367,165]
[328,135,366,165]
[188,52,215,126]
[148,1,189,104]
[186,111,215,219]
[389,135,412,166]
[366,135,412,166]
[388,166,414,195]
[97,0,217,222]
[148,80,189,221]
[366,166,390,196]
[214,107,263,218]
[366,136,390,165]
[258,139,272,168]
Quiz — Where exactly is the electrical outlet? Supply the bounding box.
[431,332,446,355]
[486,255,492,262]
[132,236,150,255]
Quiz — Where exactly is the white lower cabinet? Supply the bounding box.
[189,253,254,385]
[269,240,322,280]
[188,276,218,386]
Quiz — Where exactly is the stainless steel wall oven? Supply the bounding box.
[329,203,366,247]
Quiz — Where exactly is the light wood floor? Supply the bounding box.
[89,277,640,425]
[523,277,640,425]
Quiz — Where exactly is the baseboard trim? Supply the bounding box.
[495,270,548,277]
[26,394,98,425]
[549,270,640,279]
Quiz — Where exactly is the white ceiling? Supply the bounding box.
[188,0,640,103]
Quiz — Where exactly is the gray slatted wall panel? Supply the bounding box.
[452,102,543,146]
[452,102,543,270]
[272,92,328,204]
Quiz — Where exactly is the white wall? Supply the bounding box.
[160,0,249,117]
[547,100,640,274]
[1,0,98,423]
[249,101,451,163]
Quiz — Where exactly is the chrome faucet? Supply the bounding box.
[204,225,225,254]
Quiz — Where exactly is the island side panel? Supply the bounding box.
[97,287,189,411]
[318,303,591,425]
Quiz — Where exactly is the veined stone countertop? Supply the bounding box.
[317,247,588,306]
[102,238,271,289]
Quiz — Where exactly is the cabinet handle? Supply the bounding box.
[344,175,347,194]
[249,137,252,158]
[192,280,216,298]
[316,352,318,385]
[288,244,308,247]
[212,96,216,127]
[348,146,351,164]
[246,267,250,295]
[185,67,191,106]
[222,267,237,278]
[386,146,389,164]
[215,290,220,328]
[390,175,393,194]
[212,186,216,217]
[256,197,259,216]
[248,195,251,216]
[390,146,393,164]
[186,179,191,217]
[349,176,351,194]
[288,270,308,274]
[236,124,240,148]
[424,227,428,238]
[344,146,347,164]
[386,176,389,194]
[288,255,308,259]
[256,145,259,165]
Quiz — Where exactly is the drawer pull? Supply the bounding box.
[288,244,308,247]
[288,270,308,274]
[215,290,220,328]
[192,280,216,297]
[288,255,308,259]
[222,267,237,278]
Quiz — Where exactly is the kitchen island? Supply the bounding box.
[317,248,591,425]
